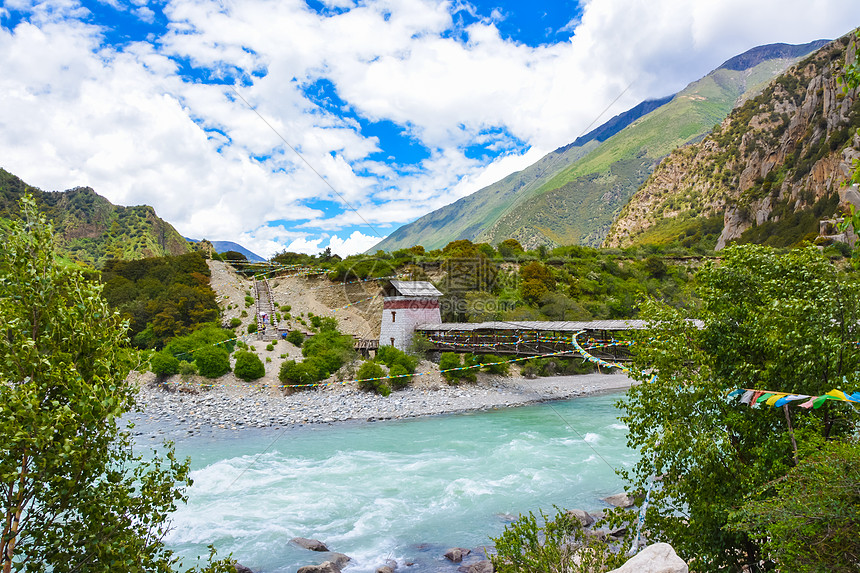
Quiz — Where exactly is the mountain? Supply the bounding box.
[0,168,191,267]
[187,238,265,262]
[372,39,829,252]
[605,32,860,250]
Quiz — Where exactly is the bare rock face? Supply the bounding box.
[606,34,860,251]
[291,538,330,552]
[607,543,688,573]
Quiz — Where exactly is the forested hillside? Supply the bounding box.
[0,168,190,266]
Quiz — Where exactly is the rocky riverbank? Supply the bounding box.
[128,371,634,435]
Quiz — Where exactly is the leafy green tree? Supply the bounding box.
[729,440,860,572]
[193,345,231,378]
[233,351,265,381]
[621,245,860,570]
[0,195,230,573]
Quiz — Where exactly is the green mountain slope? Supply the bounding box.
[0,168,191,267]
[373,40,827,252]
[605,32,860,251]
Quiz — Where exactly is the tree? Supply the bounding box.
[0,195,230,572]
[620,245,860,570]
[729,440,860,572]
[194,345,231,378]
[233,351,265,381]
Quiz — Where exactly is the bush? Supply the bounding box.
[150,351,179,377]
[178,361,197,376]
[286,330,304,346]
[439,352,464,383]
[265,343,274,352]
[234,351,265,381]
[278,360,318,387]
[164,324,236,357]
[479,354,510,375]
[376,345,418,373]
[357,361,389,395]
[193,346,231,378]
[491,508,627,573]
[247,323,257,334]
[388,364,411,389]
[229,317,241,328]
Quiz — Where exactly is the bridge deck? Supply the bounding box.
[416,320,647,359]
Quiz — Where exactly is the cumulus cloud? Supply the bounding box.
[1,0,859,257]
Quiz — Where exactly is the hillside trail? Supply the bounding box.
[205,260,390,392]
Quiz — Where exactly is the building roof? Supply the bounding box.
[417,320,648,332]
[386,280,442,297]
[416,319,702,332]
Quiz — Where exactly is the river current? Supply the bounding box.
[132,392,635,573]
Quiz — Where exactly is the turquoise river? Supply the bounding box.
[131,392,636,572]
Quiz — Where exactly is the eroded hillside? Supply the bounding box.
[606,32,860,249]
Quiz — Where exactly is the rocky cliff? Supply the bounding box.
[605,32,860,250]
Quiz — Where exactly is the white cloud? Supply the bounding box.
[1,0,860,257]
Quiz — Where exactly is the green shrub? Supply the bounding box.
[388,364,411,389]
[150,351,179,377]
[439,352,463,383]
[244,295,254,307]
[278,360,318,387]
[283,305,291,312]
[247,323,257,334]
[376,345,419,373]
[194,345,231,378]
[229,317,242,328]
[491,508,627,573]
[266,343,274,352]
[178,361,197,376]
[241,310,248,317]
[357,361,389,395]
[234,350,265,381]
[164,324,236,357]
[479,354,510,375]
[286,330,304,346]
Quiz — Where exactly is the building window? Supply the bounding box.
[391,311,396,323]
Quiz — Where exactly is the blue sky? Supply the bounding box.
[1,0,859,257]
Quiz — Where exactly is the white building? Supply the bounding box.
[379,280,443,351]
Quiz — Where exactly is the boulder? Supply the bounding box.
[328,553,351,569]
[444,548,471,563]
[607,543,688,573]
[297,562,340,573]
[565,509,595,528]
[464,560,494,573]
[291,537,330,552]
[233,563,253,573]
[603,493,635,508]
[608,526,628,540]
[376,567,394,573]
